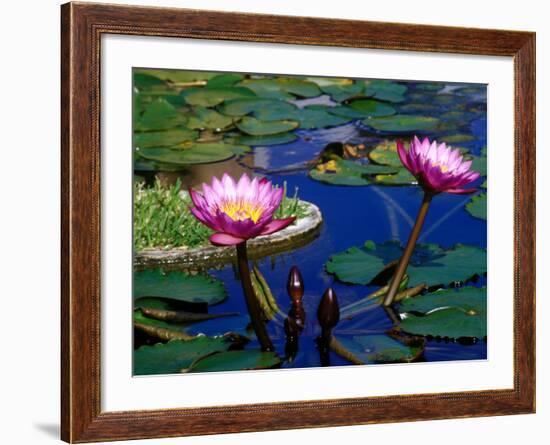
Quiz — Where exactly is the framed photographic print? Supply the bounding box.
[61,2,535,442]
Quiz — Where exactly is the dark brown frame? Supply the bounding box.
[61,1,536,442]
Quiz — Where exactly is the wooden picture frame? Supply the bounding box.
[61,2,536,442]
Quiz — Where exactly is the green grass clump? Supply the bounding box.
[134,178,308,251]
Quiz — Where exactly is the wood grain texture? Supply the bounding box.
[60,2,536,442]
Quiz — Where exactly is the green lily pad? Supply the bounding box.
[397,103,440,114]
[329,100,396,119]
[231,132,297,146]
[415,82,446,92]
[363,115,440,133]
[236,116,299,136]
[441,134,475,144]
[467,147,487,176]
[398,287,487,339]
[466,193,487,220]
[320,81,363,102]
[239,78,321,99]
[184,350,281,373]
[219,98,297,117]
[368,140,405,167]
[138,142,247,165]
[185,314,252,338]
[134,310,194,341]
[293,106,352,129]
[309,160,397,186]
[206,73,244,88]
[187,106,235,130]
[134,128,198,148]
[135,297,238,323]
[134,99,188,131]
[135,69,218,83]
[345,99,397,117]
[363,80,408,103]
[134,337,235,375]
[134,269,227,305]
[134,73,167,90]
[326,241,487,288]
[183,86,256,107]
[373,169,417,186]
[334,334,423,364]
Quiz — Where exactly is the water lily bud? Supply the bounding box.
[317,287,340,331]
[287,266,304,303]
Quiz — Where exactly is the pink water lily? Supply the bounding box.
[397,136,481,194]
[189,173,295,246]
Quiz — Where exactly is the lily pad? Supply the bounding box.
[363,80,408,103]
[134,269,227,305]
[309,160,397,186]
[398,287,487,339]
[320,81,363,102]
[466,193,487,220]
[138,142,247,165]
[373,168,417,186]
[239,78,321,99]
[206,73,244,88]
[219,98,297,117]
[134,99,188,131]
[134,72,167,90]
[293,106,352,129]
[136,69,218,83]
[231,132,297,146]
[187,106,235,130]
[467,147,487,176]
[236,116,299,136]
[135,297,237,323]
[368,140,405,167]
[183,86,256,107]
[134,337,235,375]
[326,241,487,288]
[334,334,423,364]
[345,99,397,117]
[134,310,194,341]
[184,350,281,373]
[186,314,252,338]
[329,100,396,119]
[362,115,440,133]
[134,128,198,148]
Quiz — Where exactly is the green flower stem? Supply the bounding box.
[383,192,434,307]
[236,242,274,351]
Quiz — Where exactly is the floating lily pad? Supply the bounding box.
[134,269,227,305]
[415,82,446,92]
[329,100,396,119]
[334,334,423,364]
[231,132,297,146]
[135,69,218,83]
[187,106,235,130]
[134,99,188,131]
[236,116,299,136]
[398,287,487,339]
[293,106,352,129]
[135,297,237,323]
[309,160,397,186]
[219,98,297,117]
[362,115,440,133]
[467,147,487,176]
[134,128,198,148]
[134,72,167,90]
[183,86,256,107]
[363,80,408,103]
[441,134,475,144]
[466,193,487,220]
[373,168,417,185]
[398,103,440,114]
[138,142,247,165]
[206,73,244,88]
[134,310,194,341]
[239,78,321,99]
[368,140,405,167]
[185,314,252,338]
[184,350,281,373]
[320,81,363,102]
[134,337,235,375]
[326,241,487,288]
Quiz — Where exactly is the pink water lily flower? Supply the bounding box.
[189,173,295,246]
[397,136,481,194]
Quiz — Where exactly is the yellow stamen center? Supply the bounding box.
[220,200,264,223]
[431,162,449,173]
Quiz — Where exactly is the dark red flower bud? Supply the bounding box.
[287,266,304,303]
[317,287,340,331]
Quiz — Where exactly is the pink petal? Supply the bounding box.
[446,187,478,194]
[209,232,245,246]
[396,140,413,172]
[236,173,252,198]
[259,217,295,236]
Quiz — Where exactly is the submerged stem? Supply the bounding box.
[236,242,274,351]
[383,192,434,307]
